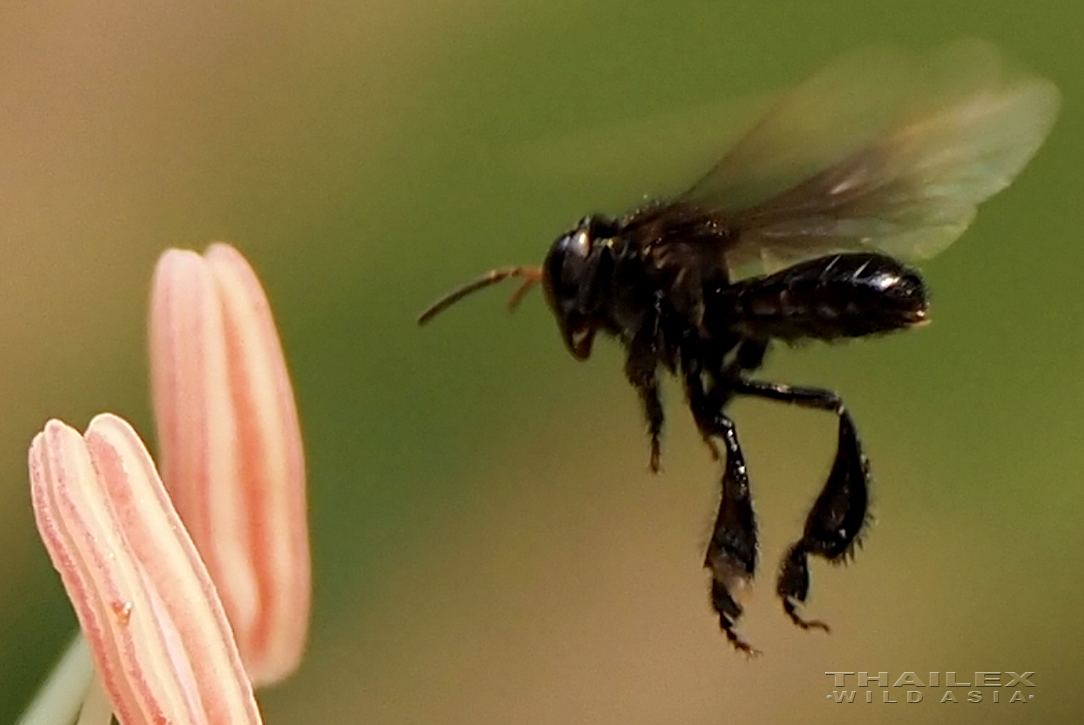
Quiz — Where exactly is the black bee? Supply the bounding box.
[418,40,1059,654]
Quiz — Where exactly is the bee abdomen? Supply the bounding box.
[709,253,930,342]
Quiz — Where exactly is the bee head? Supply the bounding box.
[542,216,616,360]
[416,215,617,362]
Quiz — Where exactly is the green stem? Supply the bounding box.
[17,633,96,725]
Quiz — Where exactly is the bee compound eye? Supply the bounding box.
[571,229,591,257]
[544,233,585,291]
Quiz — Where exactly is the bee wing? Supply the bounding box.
[681,40,1060,276]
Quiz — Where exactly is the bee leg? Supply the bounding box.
[624,351,663,472]
[734,339,768,372]
[625,310,665,473]
[707,417,762,656]
[686,376,760,655]
[691,340,766,462]
[701,433,722,461]
[733,379,870,633]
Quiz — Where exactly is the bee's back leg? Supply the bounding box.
[685,372,760,655]
[734,379,871,632]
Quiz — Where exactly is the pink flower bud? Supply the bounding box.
[29,415,263,725]
[148,243,310,686]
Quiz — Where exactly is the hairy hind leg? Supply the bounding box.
[734,379,871,632]
[685,371,760,655]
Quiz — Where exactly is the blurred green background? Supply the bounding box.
[1,0,1081,723]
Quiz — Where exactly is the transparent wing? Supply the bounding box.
[681,39,1060,275]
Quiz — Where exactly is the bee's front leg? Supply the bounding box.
[624,296,666,472]
[624,345,663,473]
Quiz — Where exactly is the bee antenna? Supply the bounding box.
[417,266,543,325]
[507,273,543,311]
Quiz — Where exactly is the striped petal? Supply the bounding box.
[29,415,263,725]
[148,244,309,686]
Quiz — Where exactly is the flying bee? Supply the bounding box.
[418,40,1059,654]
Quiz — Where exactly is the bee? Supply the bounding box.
[418,40,1059,654]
